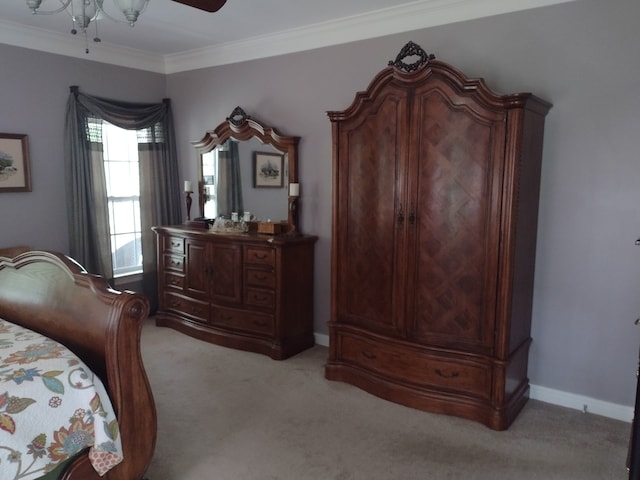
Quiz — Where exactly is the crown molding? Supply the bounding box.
[0,0,575,75]
[0,18,166,73]
[163,0,576,74]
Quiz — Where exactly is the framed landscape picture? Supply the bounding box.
[253,151,284,188]
[0,133,31,192]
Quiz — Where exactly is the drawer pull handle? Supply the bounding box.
[397,203,405,225]
[362,351,377,360]
[253,253,268,260]
[408,204,416,225]
[169,300,181,307]
[435,369,459,379]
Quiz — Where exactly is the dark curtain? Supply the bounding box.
[64,86,181,310]
[227,140,243,214]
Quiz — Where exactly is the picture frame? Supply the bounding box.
[0,133,31,192]
[253,151,284,188]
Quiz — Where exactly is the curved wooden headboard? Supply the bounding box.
[0,250,157,480]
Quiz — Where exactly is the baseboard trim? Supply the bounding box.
[313,332,633,423]
[314,333,329,347]
[529,384,633,423]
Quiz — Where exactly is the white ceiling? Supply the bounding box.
[0,0,573,74]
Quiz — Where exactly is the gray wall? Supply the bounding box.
[168,0,640,408]
[0,46,166,253]
[1,0,638,409]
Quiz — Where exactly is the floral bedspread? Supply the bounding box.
[0,318,123,480]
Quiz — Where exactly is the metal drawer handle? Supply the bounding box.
[408,204,416,225]
[362,351,377,360]
[253,253,269,260]
[435,369,460,379]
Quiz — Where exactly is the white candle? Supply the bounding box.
[184,180,192,192]
[289,182,300,197]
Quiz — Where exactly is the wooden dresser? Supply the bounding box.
[153,225,317,360]
[325,42,551,430]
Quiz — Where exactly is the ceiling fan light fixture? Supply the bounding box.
[26,0,44,11]
[69,0,103,31]
[25,0,150,46]
[114,0,150,26]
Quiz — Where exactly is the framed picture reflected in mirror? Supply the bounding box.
[253,151,284,188]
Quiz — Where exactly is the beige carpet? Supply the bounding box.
[140,320,629,480]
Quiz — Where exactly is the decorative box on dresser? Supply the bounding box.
[325,42,551,430]
[153,225,317,360]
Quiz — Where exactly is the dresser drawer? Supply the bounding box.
[338,334,491,399]
[164,272,184,290]
[164,236,184,254]
[163,254,185,273]
[211,305,274,335]
[164,293,209,323]
[245,246,275,267]
[244,288,275,310]
[245,268,276,289]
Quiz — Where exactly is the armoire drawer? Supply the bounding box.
[211,305,274,335]
[164,292,208,323]
[338,334,491,399]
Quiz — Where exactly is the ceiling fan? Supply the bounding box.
[171,0,228,12]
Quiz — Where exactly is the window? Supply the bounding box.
[101,122,143,277]
[201,140,232,219]
[201,149,218,219]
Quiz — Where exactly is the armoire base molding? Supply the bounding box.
[313,332,633,423]
[315,330,632,423]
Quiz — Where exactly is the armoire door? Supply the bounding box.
[333,83,410,337]
[404,80,507,352]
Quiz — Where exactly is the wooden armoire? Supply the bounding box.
[325,42,551,430]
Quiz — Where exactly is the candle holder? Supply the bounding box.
[185,190,193,221]
[198,181,206,219]
[286,196,301,237]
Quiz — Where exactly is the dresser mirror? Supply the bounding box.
[193,106,299,230]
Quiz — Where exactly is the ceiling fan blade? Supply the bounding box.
[171,0,228,13]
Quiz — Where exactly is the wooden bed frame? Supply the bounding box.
[0,250,157,480]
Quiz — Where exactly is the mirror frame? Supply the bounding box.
[193,106,300,230]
